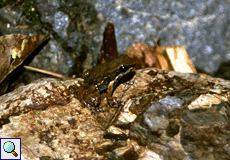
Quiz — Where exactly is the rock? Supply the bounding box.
[1,0,230,82]
[1,68,230,159]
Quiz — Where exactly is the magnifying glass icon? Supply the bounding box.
[3,141,18,157]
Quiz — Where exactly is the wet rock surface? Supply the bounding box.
[1,0,230,81]
[1,68,230,159]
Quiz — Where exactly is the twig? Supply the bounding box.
[24,65,72,80]
[151,35,159,48]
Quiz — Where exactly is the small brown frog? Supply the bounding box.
[69,54,136,108]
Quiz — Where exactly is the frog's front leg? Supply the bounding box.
[106,67,134,108]
[69,85,101,108]
[82,85,101,107]
[105,80,121,108]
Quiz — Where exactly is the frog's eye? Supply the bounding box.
[119,64,128,71]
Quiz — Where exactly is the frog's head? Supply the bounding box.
[109,54,136,73]
[97,54,136,91]
[83,54,136,92]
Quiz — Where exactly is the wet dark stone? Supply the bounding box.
[123,147,139,160]
[166,121,180,137]
[181,102,230,159]
[39,156,52,160]
[103,131,128,140]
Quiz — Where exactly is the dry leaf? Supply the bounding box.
[0,34,49,95]
[126,36,197,73]
[165,46,197,73]
[126,41,168,70]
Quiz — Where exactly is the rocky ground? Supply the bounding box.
[0,0,230,80]
[1,68,230,159]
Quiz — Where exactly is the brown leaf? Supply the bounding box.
[126,41,168,70]
[0,35,15,84]
[0,34,49,94]
[126,36,197,73]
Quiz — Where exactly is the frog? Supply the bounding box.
[69,54,136,108]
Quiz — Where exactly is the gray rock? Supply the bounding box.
[143,96,184,132]
[1,68,230,159]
